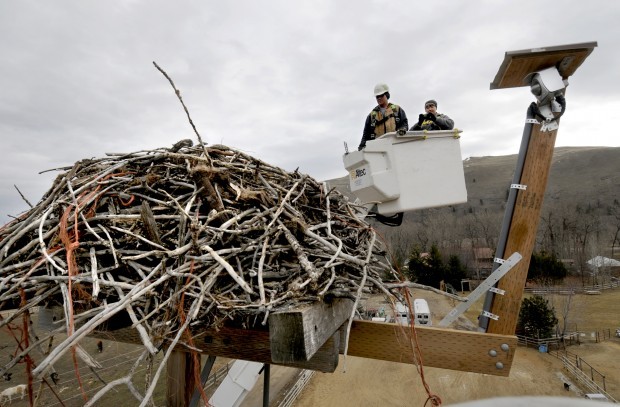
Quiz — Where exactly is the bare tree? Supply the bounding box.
[572,205,601,286]
[608,201,620,259]
[552,287,576,340]
[473,210,502,250]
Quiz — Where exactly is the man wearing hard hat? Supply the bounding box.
[358,83,409,150]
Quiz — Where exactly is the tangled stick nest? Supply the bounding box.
[0,139,401,404]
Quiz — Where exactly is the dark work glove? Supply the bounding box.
[426,112,436,122]
[397,128,406,136]
[417,114,425,125]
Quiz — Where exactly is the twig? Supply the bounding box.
[13,184,33,208]
[342,229,376,372]
[152,61,210,161]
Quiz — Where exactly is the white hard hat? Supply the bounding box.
[374,83,389,96]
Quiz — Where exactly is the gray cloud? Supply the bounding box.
[1,0,618,224]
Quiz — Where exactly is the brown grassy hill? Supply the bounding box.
[332,146,620,212]
[546,147,620,205]
[461,146,620,212]
[330,146,620,257]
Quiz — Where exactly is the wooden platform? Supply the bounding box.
[87,298,517,377]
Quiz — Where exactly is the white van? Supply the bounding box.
[414,299,432,326]
[394,302,410,325]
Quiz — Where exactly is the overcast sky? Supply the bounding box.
[1,0,618,224]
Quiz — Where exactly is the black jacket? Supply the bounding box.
[410,113,454,131]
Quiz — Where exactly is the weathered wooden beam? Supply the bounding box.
[190,326,341,373]
[269,298,353,363]
[91,324,341,373]
[341,320,517,377]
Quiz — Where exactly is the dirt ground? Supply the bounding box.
[0,289,617,406]
[0,313,230,406]
[293,289,620,406]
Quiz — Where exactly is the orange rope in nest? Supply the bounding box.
[402,289,442,407]
[372,228,443,406]
[58,190,97,402]
[56,171,131,402]
[178,259,209,405]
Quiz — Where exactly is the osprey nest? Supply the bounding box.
[0,139,400,403]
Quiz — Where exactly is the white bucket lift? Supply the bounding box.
[343,130,467,215]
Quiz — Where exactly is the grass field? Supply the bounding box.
[296,288,620,406]
[1,288,618,406]
[462,285,620,334]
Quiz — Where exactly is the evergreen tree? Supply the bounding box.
[517,295,558,338]
[528,251,568,284]
[405,247,421,280]
[444,255,468,289]
[407,244,444,288]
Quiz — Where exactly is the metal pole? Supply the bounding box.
[189,355,217,407]
[479,104,536,331]
[263,364,271,407]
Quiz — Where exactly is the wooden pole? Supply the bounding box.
[486,120,559,335]
[167,351,200,407]
[483,41,597,336]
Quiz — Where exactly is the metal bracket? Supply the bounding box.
[438,252,522,327]
[482,310,500,321]
[489,287,506,295]
[525,118,540,124]
[510,184,527,190]
[494,257,505,264]
[540,119,559,132]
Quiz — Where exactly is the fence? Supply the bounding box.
[568,328,614,344]
[203,361,232,391]
[277,370,315,407]
[275,335,615,407]
[519,333,617,401]
[524,279,620,295]
[594,329,614,343]
[548,349,608,392]
[516,333,581,350]
[560,355,617,403]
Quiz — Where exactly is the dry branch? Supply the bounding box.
[0,141,403,405]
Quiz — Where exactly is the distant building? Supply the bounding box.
[587,256,620,278]
[473,247,494,279]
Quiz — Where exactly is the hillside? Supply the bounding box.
[330,146,620,262]
[462,146,620,213]
[332,146,619,214]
